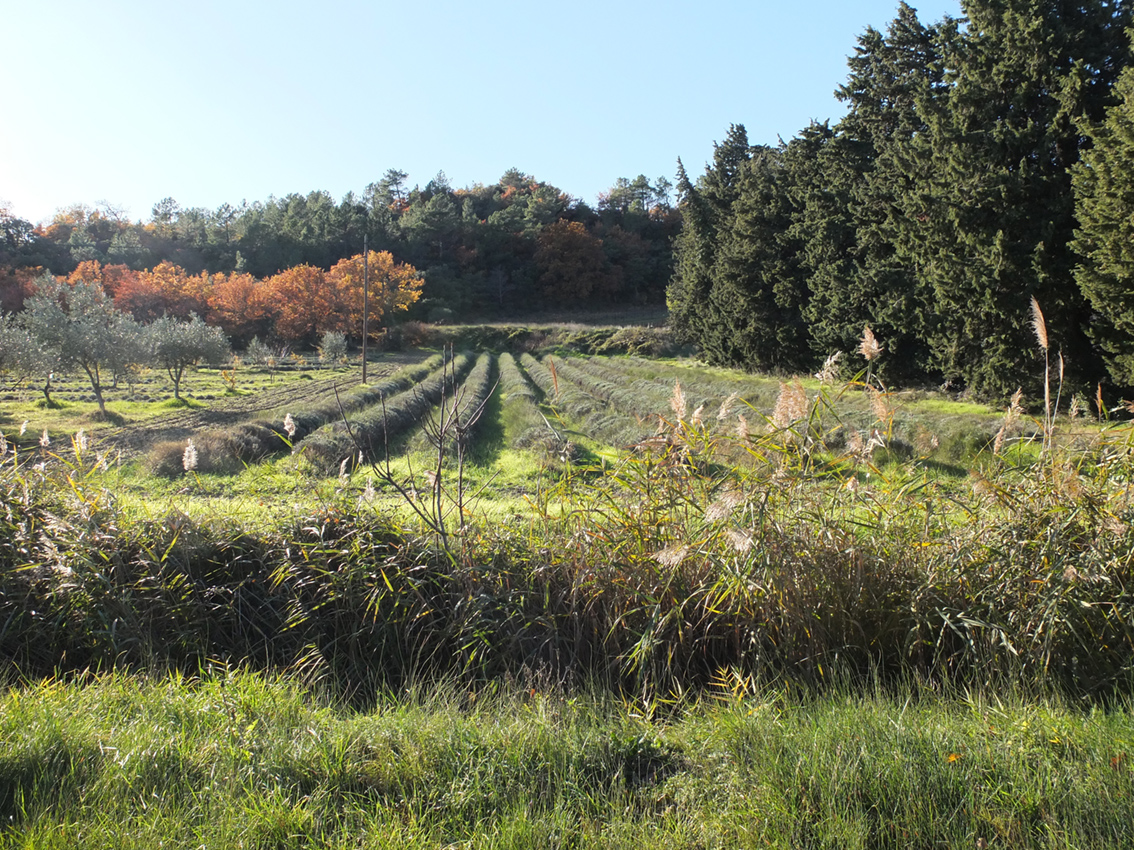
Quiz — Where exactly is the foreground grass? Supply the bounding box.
[1,671,1131,849]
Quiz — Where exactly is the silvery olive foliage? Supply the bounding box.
[148,314,231,400]
[19,274,147,413]
[317,330,348,364]
[0,312,54,394]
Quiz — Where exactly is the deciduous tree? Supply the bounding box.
[535,221,619,303]
[326,251,425,336]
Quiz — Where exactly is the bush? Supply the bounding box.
[317,331,348,364]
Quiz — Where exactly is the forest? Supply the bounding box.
[0,169,678,342]
[669,0,1134,400]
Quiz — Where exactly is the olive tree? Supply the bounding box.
[148,314,230,400]
[20,274,148,414]
[0,312,52,396]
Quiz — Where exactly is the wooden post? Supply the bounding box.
[362,235,368,384]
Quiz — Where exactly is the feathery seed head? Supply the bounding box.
[815,351,843,383]
[736,414,750,441]
[691,404,704,427]
[705,490,746,523]
[717,392,739,421]
[73,429,89,460]
[670,380,687,421]
[1030,297,1049,351]
[868,387,891,423]
[20,421,28,437]
[772,381,808,429]
[1009,388,1024,417]
[283,413,297,438]
[704,500,732,523]
[859,326,883,361]
[652,543,689,569]
[724,528,754,554]
[1069,393,1087,420]
[182,438,198,472]
[0,431,7,457]
[338,457,350,482]
[39,429,50,448]
[993,389,1025,455]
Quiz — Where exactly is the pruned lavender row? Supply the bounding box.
[444,352,496,452]
[572,353,778,413]
[518,354,657,447]
[147,355,447,476]
[518,353,606,421]
[268,353,445,442]
[544,355,672,421]
[299,353,475,471]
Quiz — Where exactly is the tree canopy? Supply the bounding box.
[669,0,1134,397]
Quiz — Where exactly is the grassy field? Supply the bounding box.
[1,671,1132,848]
[2,332,1132,845]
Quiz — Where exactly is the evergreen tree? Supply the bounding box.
[668,124,752,347]
[702,144,811,370]
[898,0,1130,396]
[1072,51,1134,386]
[815,3,944,382]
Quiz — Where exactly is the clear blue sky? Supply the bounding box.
[0,0,962,225]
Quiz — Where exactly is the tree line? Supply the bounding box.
[669,0,1134,398]
[0,169,678,325]
[0,250,423,349]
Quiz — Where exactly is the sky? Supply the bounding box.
[0,0,963,225]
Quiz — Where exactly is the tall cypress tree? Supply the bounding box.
[1072,52,1134,386]
[898,0,1130,397]
[811,3,944,383]
[668,125,753,347]
[701,144,811,370]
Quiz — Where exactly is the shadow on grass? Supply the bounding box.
[84,408,128,426]
[158,397,206,410]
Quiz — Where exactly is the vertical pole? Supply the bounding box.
[362,234,368,384]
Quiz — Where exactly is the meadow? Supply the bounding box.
[2,331,1133,847]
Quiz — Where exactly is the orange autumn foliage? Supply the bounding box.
[326,251,425,334]
[535,220,620,302]
[265,264,340,344]
[0,265,41,313]
[67,261,139,299]
[207,271,277,345]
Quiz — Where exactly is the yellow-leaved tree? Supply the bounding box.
[327,251,424,336]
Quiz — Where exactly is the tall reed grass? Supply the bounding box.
[2,374,1131,700]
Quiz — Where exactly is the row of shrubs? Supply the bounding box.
[518,353,663,448]
[299,353,475,472]
[148,355,447,477]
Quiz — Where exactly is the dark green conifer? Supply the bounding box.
[1072,51,1134,386]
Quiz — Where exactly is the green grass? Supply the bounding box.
[1,671,1131,848]
[4,339,1134,844]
